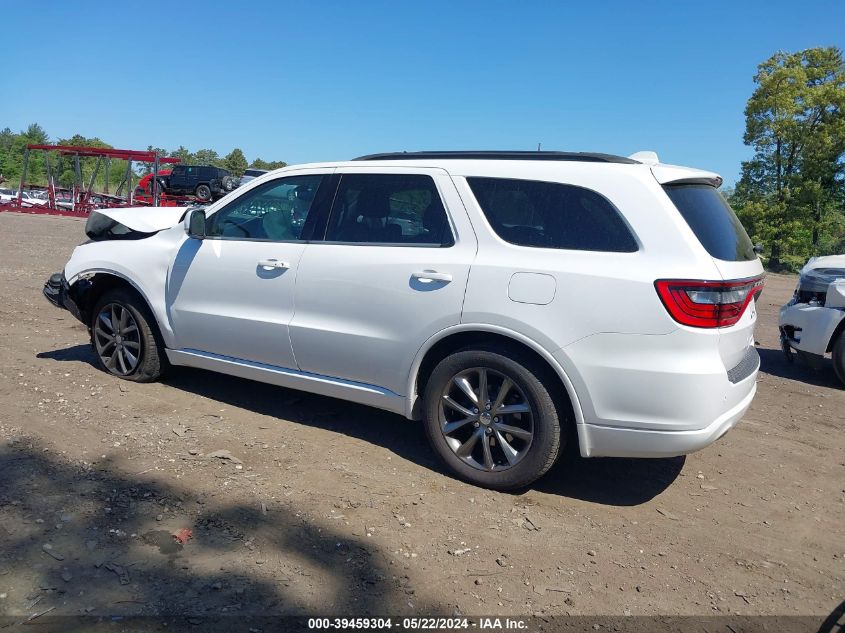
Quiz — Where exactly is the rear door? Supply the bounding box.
[289,167,477,396]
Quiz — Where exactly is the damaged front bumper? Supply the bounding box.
[43,272,83,322]
[779,301,845,364]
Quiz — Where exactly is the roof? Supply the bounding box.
[353,151,638,164]
[257,150,724,187]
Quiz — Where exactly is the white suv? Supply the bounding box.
[44,151,764,489]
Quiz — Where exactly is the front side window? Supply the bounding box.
[324,174,453,246]
[466,177,638,252]
[206,174,324,241]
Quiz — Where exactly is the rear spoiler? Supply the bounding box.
[651,164,722,188]
[628,152,723,188]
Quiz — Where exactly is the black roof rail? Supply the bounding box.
[353,150,639,164]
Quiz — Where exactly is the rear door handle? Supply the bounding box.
[412,270,452,283]
[258,258,291,270]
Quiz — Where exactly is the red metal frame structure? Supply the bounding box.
[0,144,182,216]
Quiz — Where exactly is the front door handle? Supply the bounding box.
[412,270,452,283]
[258,258,291,270]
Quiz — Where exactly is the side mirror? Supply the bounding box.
[753,243,764,254]
[184,208,206,239]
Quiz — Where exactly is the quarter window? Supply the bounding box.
[467,177,638,252]
[663,184,756,262]
[206,175,324,241]
[324,174,453,246]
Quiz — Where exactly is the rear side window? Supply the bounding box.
[466,177,637,252]
[663,184,756,261]
[324,174,454,246]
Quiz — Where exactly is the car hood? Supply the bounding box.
[801,254,845,272]
[796,254,845,297]
[92,206,189,233]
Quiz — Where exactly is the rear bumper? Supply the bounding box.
[580,381,756,457]
[554,330,759,458]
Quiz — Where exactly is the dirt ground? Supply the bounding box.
[0,212,842,624]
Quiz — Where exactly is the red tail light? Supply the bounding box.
[655,276,764,328]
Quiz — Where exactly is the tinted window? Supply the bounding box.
[663,185,756,261]
[467,177,637,252]
[324,174,453,246]
[207,175,323,241]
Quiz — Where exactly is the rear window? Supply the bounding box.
[663,184,756,262]
[466,177,637,252]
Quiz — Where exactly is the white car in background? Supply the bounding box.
[0,188,16,202]
[44,150,764,489]
[20,191,48,206]
[779,255,845,384]
[239,168,269,187]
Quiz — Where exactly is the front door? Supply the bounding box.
[289,168,477,396]
[168,170,332,368]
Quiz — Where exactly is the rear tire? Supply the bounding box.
[833,333,845,386]
[423,347,562,490]
[90,289,166,382]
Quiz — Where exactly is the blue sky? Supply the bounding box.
[2,0,843,184]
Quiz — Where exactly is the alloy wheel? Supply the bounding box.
[93,303,142,376]
[439,367,534,471]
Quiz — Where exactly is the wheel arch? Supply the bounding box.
[826,313,845,353]
[69,270,159,332]
[407,325,586,449]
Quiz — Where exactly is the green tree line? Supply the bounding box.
[0,124,287,190]
[730,46,845,271]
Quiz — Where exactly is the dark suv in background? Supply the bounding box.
[158,165,236,201]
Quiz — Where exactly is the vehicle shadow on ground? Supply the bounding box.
[38,344,685,507]
[166,366,686,505]
[536,452,685,506]
[0,439,443,630]
[36,343,98,367]
[758,347,842,389]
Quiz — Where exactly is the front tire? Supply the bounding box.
[90,289,166,382]
[195,184,212,201]
[423,348,562,490]
[833,333,845,386]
